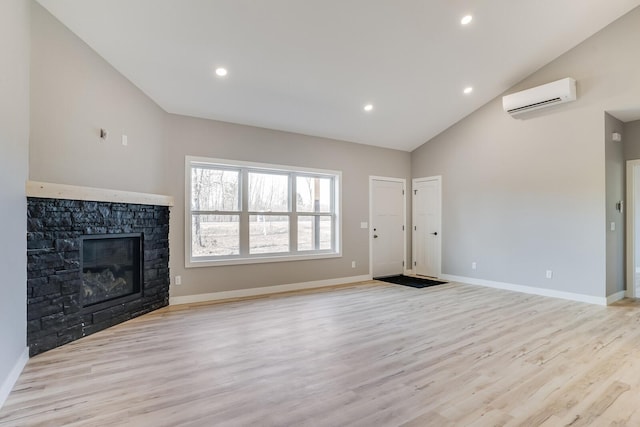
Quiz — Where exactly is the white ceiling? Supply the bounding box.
[36,0,640,152]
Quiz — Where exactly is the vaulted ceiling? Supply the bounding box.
[37,0,640,151]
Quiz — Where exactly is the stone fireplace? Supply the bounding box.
[26,182,173,356]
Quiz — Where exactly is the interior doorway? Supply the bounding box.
[369,177,406,278]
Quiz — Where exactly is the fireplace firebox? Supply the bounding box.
[81,234,143,309]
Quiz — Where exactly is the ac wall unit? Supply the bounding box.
[502,77,577,117]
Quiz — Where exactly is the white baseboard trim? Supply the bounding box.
[0,347,28,410]
[607,290,626,304]
[440,274,607,306]
[170,274,373,306]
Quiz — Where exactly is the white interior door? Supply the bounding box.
[413,177,442,278]
[626,160,640,298]
[371,178,405,278]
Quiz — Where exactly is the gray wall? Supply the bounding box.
[0,0,29,396]
[28,3,412,300]
[604,113,625,296]
[412,7,640,298]
[30,3,167,194]
[165,115,410,297]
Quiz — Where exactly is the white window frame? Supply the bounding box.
[185,156,342,267]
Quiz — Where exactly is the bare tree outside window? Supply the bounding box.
[248,172,288,212]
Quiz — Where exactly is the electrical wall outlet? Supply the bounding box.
[545,270,553,279]
[175,275,182,285]
[471,262,477,270]
[351,261,356,268]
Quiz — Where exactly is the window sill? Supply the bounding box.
[186,252,342,268]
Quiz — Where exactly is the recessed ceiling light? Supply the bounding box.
[215,67,228,77]
[461,15,473,25]
[463,87,473,94]
[364,104,374,112]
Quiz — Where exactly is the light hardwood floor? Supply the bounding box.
[2,281,640,426]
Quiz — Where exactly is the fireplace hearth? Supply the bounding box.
[27,192,170,356]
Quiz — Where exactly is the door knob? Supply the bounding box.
[431,232,438,236]
[373,234,379,238]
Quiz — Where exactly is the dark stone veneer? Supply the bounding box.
[27,197,170,356]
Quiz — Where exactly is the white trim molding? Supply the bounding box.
[26,181,174,206]
[169,274,372,306]
[607,290,626,305]
[0,347,28,410]
[441,274,608,306]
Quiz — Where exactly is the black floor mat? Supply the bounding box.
[375,275,447,289]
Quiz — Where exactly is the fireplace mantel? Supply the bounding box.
[26,181,174,207]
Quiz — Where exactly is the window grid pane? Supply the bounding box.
[296,176,332,213]
[192,214,240,257]
[249,215,289,254]
[191,167,240,212]
[248,172,289,212]
[297,215,333,251]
